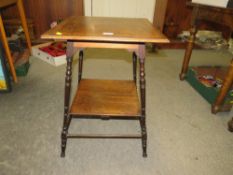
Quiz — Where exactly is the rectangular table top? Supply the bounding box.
[41,16,169,43]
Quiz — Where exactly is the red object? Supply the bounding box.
[39,42,66,57]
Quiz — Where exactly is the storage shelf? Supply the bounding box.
[70,79,141,117]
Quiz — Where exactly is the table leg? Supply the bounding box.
[139,44,147,157]
[78,50,83,83]
[0,13,18,83]
[228,118,233,132]
[133,52,137,84]
[17,0,32,54]
[61,43,74,157]
[179,27,197,80]
[212,59,233,114]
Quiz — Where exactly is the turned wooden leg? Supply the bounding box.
[212,59,233,114]
[133,52,137,84]
[17,0,32,54]
[139,45,147,157]
[0,13,18,83]
[61,43,74,157]
[140,116,147,157]
[179,27,197,80]
[228,118,233,132]
[78,50,84,83]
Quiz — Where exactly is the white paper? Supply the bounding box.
[192,0,229,8]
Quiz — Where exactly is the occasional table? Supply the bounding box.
[42,16,169,157]
[0,0,32,83]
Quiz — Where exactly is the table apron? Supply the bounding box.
[71,41,145,58]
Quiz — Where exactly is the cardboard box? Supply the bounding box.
[32,42,66,66]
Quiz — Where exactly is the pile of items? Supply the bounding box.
[198,74,223,88]
[7,27,30,76]
[178,30,229,50]
[32,20,67,67]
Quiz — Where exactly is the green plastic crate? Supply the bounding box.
[15,61,30,76]
[186,67,233,111]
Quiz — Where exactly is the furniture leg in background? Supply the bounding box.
[228,118,233,132]
[0,0,32,83]
[212,59,233,114]
[179,5,199,80]
[17,0,32,54]
[0,13,17,82]
[179,26,197,80]
[179,4,233,116]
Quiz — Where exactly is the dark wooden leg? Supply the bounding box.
[139,45,147,157]
[212,59,233,114]
[78,50,84,83]
[151,44,156,52]
[179,27,197,80]
[139,117,147,157]
[228,118,233,132]
[133,52,137,84]
[61,42,74,157]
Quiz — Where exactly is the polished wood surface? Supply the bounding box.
[41,16,169,43]
[70,79,140,117]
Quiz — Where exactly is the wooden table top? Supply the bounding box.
[0,0,17,8]
[41,16,169,43]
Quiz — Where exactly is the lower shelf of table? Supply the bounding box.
[70,79,141,118]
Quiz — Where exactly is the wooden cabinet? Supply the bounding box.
[163,0,192,38]
[2,0,84,38]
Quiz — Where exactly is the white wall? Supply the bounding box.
[84,0,156,23]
